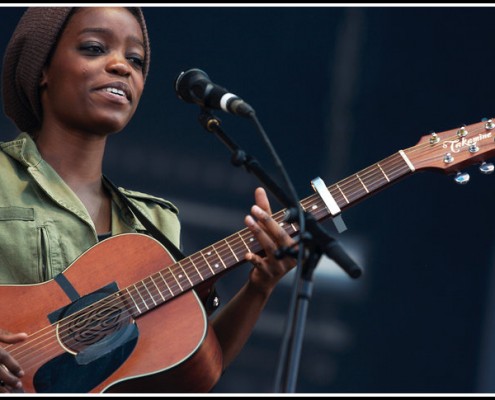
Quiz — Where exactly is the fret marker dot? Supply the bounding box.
[312,205,317,210]
[214,263,219,268]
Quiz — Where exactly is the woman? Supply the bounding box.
[0,7,296,393]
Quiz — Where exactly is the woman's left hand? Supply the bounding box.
[244,187,298,294]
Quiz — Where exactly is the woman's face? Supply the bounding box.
[40,7,146,135]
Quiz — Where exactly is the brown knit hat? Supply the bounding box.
[2,7,151,133]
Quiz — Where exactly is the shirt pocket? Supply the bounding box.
[0,207,50,283]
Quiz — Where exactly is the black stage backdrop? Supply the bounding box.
[1,5,495,394]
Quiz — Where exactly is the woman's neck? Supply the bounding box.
[34,127,112,234]
[35,127,108,186]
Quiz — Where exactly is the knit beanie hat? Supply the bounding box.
[2,7,151,133]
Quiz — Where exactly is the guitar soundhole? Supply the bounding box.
[60,295,131,352]
[34,284,139,393]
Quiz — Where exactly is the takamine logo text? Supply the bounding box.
[442,132,493,153]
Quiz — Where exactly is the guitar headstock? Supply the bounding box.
[407,118,495,176]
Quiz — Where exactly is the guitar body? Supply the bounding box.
[0,233,223,393]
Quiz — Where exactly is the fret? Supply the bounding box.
[188,254,207,281]
[157,270,174,298]
[169,264,191,292]
[212,244,228,270]
[149,274,166,302]
[168,268,183,291]
[302,196,322,214]
[301,195,325,223]
[118,292,136,317]
[198,250,216,276]
[243,233,262,255]
[277,220,296,237]
[238,231,252,254]
[338,175,368,204]
[335,183,349,204]
[377,163,390,182]
[133,283,150,310]
[134,281,156,310]
[176,258,194,287]
[125,287,141,315]
[355,173,369,193]
[160,268,182,296]
[144,277,162,306]
[224,239,239,262]
[176,257,204,288]
[202,246,226,273]
[359,165,390,192]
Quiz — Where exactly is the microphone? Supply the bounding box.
[174,68,255,117]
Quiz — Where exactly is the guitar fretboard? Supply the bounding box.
[123,151,414,317]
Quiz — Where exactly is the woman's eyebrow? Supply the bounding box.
[79,27,145,50]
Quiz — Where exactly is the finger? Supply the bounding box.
[0,381,9,394]
[245,252,263,266]
[0,362,23,391]
[254,187,272,214]
[251,205,294,248]
[0,330,27,389]
[245,214,280,260]
[0,330,27,345]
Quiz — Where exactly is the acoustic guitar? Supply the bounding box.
[2,118,495,393]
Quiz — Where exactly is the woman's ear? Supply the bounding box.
[40,67,48,88]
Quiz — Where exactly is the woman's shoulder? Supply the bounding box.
[118,187,179,215]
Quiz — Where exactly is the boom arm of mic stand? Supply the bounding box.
[198,108,297,211]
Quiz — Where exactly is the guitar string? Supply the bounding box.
[6,125,486,366]
[7,122,494,370]
[19,117,492,358]
[7,134,487,369]
[318,123,493,212]
[321,121,493,206]
[9,228,267,368]
[8,123,491,368]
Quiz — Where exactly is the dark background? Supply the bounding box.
[1,5,495,394]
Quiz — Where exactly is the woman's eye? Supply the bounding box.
[128,56,144,69]
[80,43,105,54]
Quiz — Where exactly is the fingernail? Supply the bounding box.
[245,215,255,226]
[252,205,264,217]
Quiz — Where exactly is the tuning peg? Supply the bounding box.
[480,162,494,174]
[454,172,470,184]
[482,117,495,130]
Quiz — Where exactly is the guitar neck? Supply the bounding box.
[123,149,415,317]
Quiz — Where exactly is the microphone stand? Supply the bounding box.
[197,109,294,207]
[197,107,362,393]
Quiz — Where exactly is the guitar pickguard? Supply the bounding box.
[34,282,139,393]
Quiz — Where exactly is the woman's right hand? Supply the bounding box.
[0,329,27,393]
